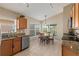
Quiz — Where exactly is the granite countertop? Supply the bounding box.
[0,34,30,46]
[62,33,79,52]
[1,34,30,40]
[1,37,16,40]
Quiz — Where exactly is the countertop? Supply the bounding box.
[62,33,79,52]
[2,35,30,40]
[0,34,30,46]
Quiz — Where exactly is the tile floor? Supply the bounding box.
[15,36,62,56]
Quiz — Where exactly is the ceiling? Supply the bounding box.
[0,3,69,20]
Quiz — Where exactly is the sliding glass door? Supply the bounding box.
[30,24,41,36]
[30,24,57,36]
[42,24,57,36]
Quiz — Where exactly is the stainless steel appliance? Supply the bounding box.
[22,35,29,50]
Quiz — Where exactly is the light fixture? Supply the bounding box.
[50,3,53,8]
[27,3,29,7]
[44,15,47,25]
[25,3,29,8]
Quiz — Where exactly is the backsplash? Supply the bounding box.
[16,29,25,34]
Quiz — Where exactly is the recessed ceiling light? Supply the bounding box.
[24,3,29,8]
[50,3,53,8]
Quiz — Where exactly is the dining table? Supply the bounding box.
[39,34,54,44]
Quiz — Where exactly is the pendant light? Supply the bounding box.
[26,3,29,7]
[44,15,47,25]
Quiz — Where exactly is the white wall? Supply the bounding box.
[42,13,63,40]
[0,7,20,21]
[0,7,20,33]
[63,4,73,33]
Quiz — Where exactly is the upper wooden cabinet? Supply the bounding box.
[16,15,27,29]
[72,4,79,28]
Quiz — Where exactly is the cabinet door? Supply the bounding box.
[1,39,13,56]
[19,19,27,29]
[13,37,21,54]
[0,46,1,55]
[76,52,79,56]
[73,4,79,28]
[62,45,76,56]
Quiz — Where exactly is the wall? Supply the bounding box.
[0,7,20,20]
[42,4,74,40]
[63,4,74,33]
[0,19,14,24]
[0,7,20,33]
[42,13,63,40]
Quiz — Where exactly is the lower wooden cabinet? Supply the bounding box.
[62,45,76,56]
[0,47,1,55]
[13,37,21,54]
[62,45,79,56]
[0,37,22,56]
[1,39,13,56]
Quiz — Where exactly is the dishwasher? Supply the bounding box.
[22,36,29,50]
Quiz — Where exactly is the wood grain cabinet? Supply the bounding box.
[0,46,1,55]
[13,37,21,54]
[62,45,79,56]
[19,18,27,29]
[1,39,13,56]
[76,52,79,56]
[16,15,27,29]
[72,3,79,28]
[62,45,76,56]
[0,37,22,56]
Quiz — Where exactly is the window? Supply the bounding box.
[30,24,57,36]
[30,24,41,36]
[42,24,57,36]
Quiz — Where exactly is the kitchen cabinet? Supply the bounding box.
[76,52,79,56]
[72,3,79,28]
[0,46,1,55]
[69,3,79,28]
[1,39,13,56]
[13,37,21,54]
[0,35,29,56]
[19,18,27,29]
[62,45,76,56]
[16,15,27,29]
